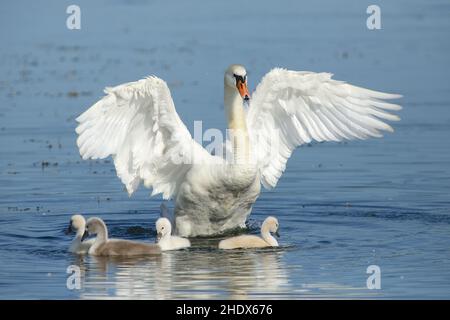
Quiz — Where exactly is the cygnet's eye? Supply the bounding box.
[161,226,165,230]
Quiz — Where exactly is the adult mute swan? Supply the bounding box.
[76,64,401,237]
[66,214,95,254]
[82,217,161,256]
[156,217,191,251]
[219,216,280,249]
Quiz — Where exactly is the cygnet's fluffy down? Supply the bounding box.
[66,214,95,254]
[83,217,161,256]
[156,217,190,251]
[218,216,280,250]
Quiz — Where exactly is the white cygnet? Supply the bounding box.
[66,214,95,254]
[218,216,280,250]
[156,217,191,251]
[83,217,161,256]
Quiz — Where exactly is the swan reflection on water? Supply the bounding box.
[72,246,290,299]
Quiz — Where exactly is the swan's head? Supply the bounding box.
[156,217,172,242]
[224,64,250,101]
[66,214,86,234]
[262,216,280,238]
[82,217,106,241]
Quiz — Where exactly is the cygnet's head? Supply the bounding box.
[156,217,172,242]
[66,214,86,235]
[262,216,280,238]
[224,64,250,101]
[82,217,106,241]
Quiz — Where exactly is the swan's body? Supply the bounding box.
[67,214,95,254]
[83,217,161,256]
[219,216,280,249]
[76,65,401,237]
[156,217,190,251]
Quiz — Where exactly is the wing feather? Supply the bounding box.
[247,68,402,189]
[76,76,213,198]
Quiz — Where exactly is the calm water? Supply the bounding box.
[1,0,450,299]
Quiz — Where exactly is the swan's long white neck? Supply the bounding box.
[92,222,108,247]
[70,227,86,252]
[224,85,249,164]
[75,227,85,241]
[261,225,278,246]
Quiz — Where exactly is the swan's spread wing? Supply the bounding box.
[247,68,402,189]
[76,76,212,199]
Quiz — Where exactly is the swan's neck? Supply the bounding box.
[93,225,108,247]
[225,86,249,164]
[261,228,278,246]
[160,232,170,242]
[74,228,85,242]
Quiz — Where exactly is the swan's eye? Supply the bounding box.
[161,227,164,230]
[233,74,246,83]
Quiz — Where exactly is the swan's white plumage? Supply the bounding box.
[68,214,95,254]
[75,66,401,236]
[156,217,190,251]
[247,69,402,188]
[70,237,95,254]
[76,76,214,198]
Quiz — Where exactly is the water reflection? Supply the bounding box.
[75,247,290,299]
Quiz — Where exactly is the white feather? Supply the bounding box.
[76,76,213,199]
[247,68,402,189]
[75,67,401,237]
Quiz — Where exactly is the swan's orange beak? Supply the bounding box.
[236,79,250,101]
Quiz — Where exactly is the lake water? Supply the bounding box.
[0,0,449,299]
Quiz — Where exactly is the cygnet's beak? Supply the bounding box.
[275,230,280,238]
[156,232,162,242]
[81,230,89,242]
[236,79,250,101]
[65,222,73,235]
